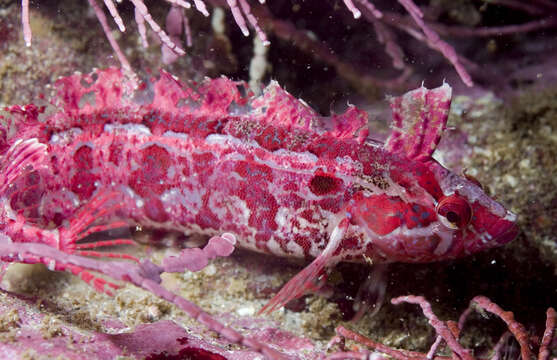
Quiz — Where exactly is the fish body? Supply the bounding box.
[0,68,517,310]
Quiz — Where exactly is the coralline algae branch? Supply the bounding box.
[17,1,557,91]
[329,296,556,360]
[19,0,474,85]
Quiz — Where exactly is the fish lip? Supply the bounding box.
[493,220,519,245]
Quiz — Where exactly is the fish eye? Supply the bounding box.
[436,194,472,229]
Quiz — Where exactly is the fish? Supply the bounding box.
[0,68,518,314]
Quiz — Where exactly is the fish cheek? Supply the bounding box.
[349,193,403,236]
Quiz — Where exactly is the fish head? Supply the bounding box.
[348,157,518,263]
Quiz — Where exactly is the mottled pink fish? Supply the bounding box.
[0,68,517,314]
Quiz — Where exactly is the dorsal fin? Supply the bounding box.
[385,83,452,160]
[321,106,369,143]
[198,77,248,114]
[150,70,196,112]
[2,105,46,149]
[250,81,369,142]
[152,73,249,115]
[250,81,320,130]
[52,68,130,117]
[50,68,248,125]
[48,68,369,143]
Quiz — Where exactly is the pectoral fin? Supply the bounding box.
[258,217,350,315]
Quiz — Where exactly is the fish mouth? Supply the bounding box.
[490,215,519,245]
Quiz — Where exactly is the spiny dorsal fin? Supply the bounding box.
[251,81,369,141]
[250,81,320,131]
[50,68,369,142]
[321,106,369,143]
[53,68,129,117]
[385,83,452,160]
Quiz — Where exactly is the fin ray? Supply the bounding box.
[0,138,47,196]
[258,218,349,315]
[385,83,452,160]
